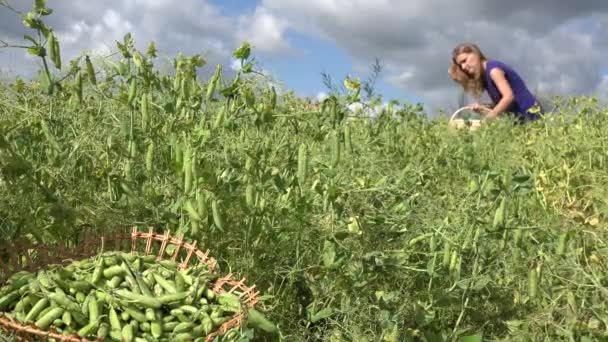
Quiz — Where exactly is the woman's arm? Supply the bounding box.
[486,67,514,119]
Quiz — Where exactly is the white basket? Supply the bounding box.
[448,106,489,131]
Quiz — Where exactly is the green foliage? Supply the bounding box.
[1,1,608,341]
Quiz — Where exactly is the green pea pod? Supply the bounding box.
[121,303,147,322]
[247,308,278,333]
[206,64,221,102]
[217,292,241,312]
[408,233,434,247]
[173,333,194,342]
[152,273,177,294]
[103,265,126,279]
[88,295,99,322]
[330,131,340,168]
[528,268,538,298]
[442,241,451,269]
[0,290,20,311]
[139,321,151,333]
[163,321,179,331]
[492,197,506,231]
[75,71,83,104]
[122,323,134,342]
[37,271,52,289]
[172,321,194,334]
[47,31,61,69]
[201,315,213,334]
[134,272,152,297]
[157,291,189,305]
[48,292,80,313]
[97,322,109,339]
[141,93,149,131]
[35,307,64,330]
[110,329,123,341]
[115,290,162,309]
[62,310,72,327]
[344,124,352,154]
[69,280,92,293]
[128,77,137,106]
[175,272,186,293]
[109,306,122,332]
[211,199,224,231]
[85,55,97,85]
[52,34,61,69]
[183,145,192,194]
[90,257,104,284]
[556,231,569,256]
[24,297,49,323]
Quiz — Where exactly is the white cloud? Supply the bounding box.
[230,59,242,71]
[595,74,608,104]
[316,91,328,101]
[236,7,294,55]
[0,0,250,83]
[388,70,414,86]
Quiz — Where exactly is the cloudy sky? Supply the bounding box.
[1,0,608,116]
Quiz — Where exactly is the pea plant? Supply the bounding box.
[1,1,608,341]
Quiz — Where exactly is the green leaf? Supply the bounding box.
[23,34,37,45]
[233,42,251,60]
[220,77,240,98]
[27,46,43,57]
[241,61,254,73]
[34,0,53,16]
[322,240,336,268]
[459,334,482,342]
[343,76,360,91]
[190,54,205,68]
[68,56,82,75]
[246,309,278,334]
[116,33,133,58]
[39,25,51,38]
[146,41,157,57]
[38,68,49,86]
[309,307,334,323]
[123,32,134,48]
[471,275,492,291]
[39,7,53,16]
[132,51,144,69]
[424,331,446,342]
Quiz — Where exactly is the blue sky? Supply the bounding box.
[205,0,419,104]
[256,29,420,104]
[208,0,259,15]
[1,0,607,114]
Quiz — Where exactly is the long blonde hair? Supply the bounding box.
[448,42,487,101]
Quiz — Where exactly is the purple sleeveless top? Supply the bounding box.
[484,60,542,123]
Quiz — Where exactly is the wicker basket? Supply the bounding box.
[448,105,490,131]
[0,226,260,342]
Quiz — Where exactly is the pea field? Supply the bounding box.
[1,2,608,341]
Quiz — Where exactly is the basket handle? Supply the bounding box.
[450,105,491,121]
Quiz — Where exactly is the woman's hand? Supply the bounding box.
[468,103,489,112]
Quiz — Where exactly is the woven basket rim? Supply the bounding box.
[0,226,260,342]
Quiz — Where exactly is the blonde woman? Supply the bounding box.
[448,42,543,124]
